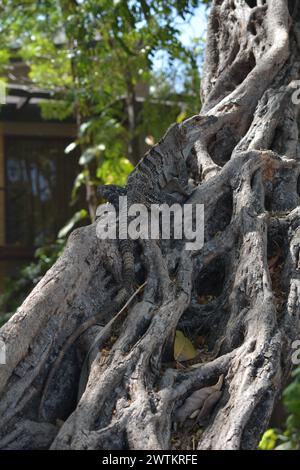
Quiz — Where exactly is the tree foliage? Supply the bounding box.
[259,367,300,450]
[0,0,206,315]
[1,0,205,207]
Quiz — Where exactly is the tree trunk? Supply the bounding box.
[0,0,300,450]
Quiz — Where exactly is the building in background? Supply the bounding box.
[0,59,78,288]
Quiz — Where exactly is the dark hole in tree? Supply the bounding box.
[271,125,284,154]
[230,52,256,91]
[194,257,226,299]
[264,182,273,211]
[207,190,233,238]
[178,258,227,353]
[288,0,299,18]
[135,242,147,286]
[248,18,258,36]
[264,192,272,212]
[248,51,256,69]
[41,346,80,423]
[208,127,238,167]
[245,0,257,7]
[248,21,257,36]
[208,52,255,166]
[267,235,282,260]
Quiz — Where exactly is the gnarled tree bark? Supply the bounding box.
[0,0,300,450]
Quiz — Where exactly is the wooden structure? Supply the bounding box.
[0,80,77,289]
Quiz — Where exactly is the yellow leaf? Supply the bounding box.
[176,111,187,123]
[174,330,197,362]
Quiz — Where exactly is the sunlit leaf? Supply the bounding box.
[176,111,187,123]
[258,429,278,451]
[65,142,77,154]
[79,149,95,165]
[79,121,92,136]
[145,135,155,146]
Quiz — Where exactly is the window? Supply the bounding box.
[5,136,79,247]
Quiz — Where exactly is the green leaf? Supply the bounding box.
[58,209,88,239]
[65,142,77,154]
[258,429,278,450]
[176,111,187,123]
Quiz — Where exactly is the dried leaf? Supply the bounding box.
[197,390,223,422]
[175,375,223,423]
[174,330,197,362]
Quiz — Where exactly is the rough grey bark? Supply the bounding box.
[0,0,300,450]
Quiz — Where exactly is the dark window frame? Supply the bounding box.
[4,134,79,250]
